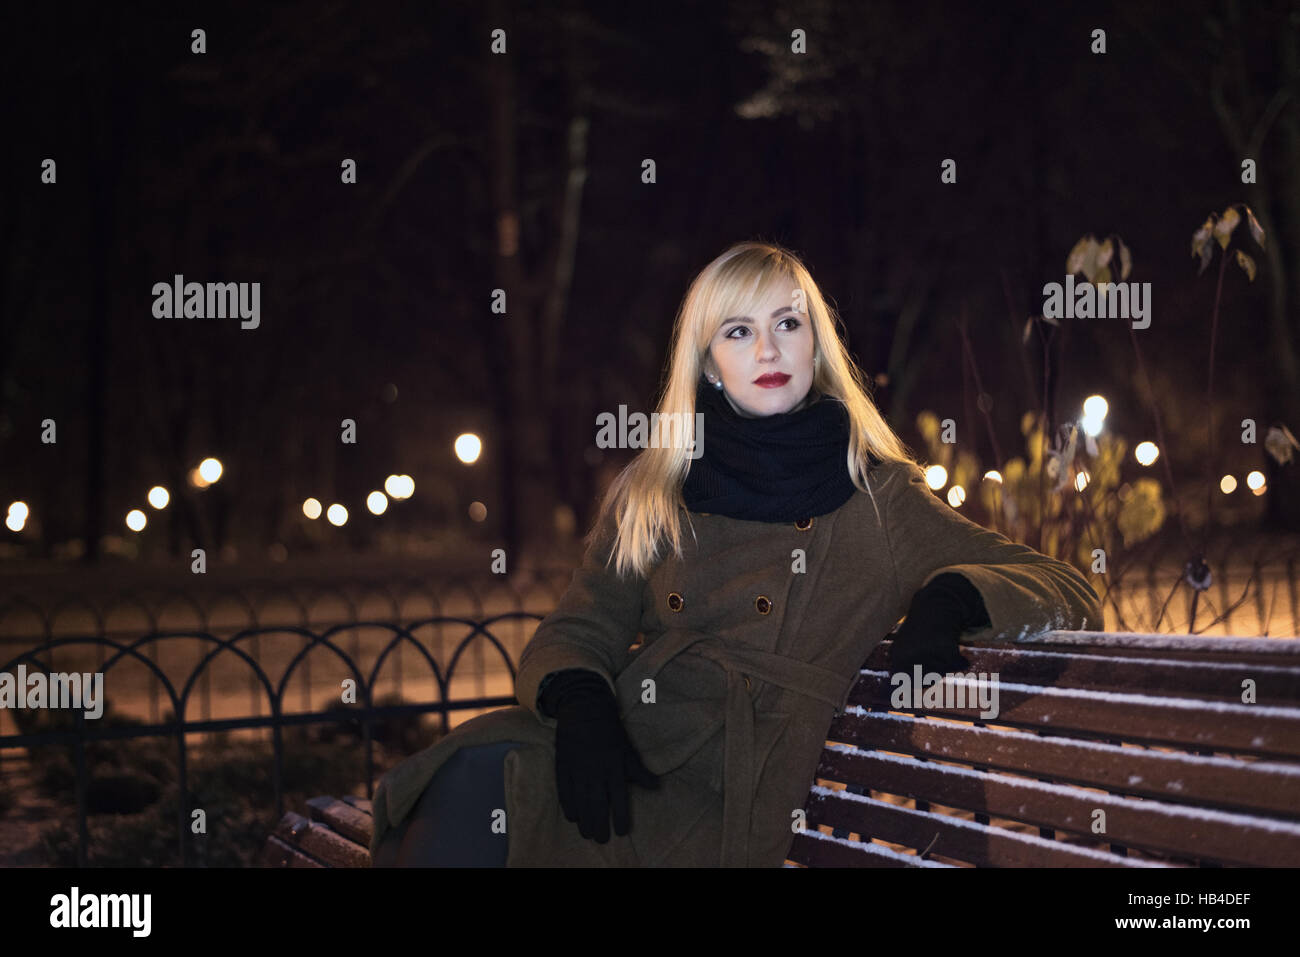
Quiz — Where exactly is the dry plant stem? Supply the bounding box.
[1035,322,1053,554]
[957,309,1005,531]
[1186,251,1231,630]
[1204,249,1229,554]
[1126,310,1195,558]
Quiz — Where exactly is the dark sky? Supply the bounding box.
[2,0,1296,557]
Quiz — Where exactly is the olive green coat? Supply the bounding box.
[369,458,1103,866]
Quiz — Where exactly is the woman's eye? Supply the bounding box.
[725,319,799,339]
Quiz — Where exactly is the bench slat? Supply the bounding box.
[260,834,325,868]
[803,785,1179,867]
[863,645,1300,704]
[341,796,373,816]
[846,673,1300,759]
[814,747,1300,866]
[269,811,370,868]
[967,632,1300,660]
[786,829,954,867]
[307,796,373,846]
[829,710,1300,818]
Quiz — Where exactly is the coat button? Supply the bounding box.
[795,517,813,530]
[667,592,684,612]
[744,675,753,691]
[754,595,772,615]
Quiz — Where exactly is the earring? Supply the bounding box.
[710,376,724,390]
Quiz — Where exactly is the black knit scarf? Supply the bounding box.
[680,378,862,521]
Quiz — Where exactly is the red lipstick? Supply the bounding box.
[753,373,791,388]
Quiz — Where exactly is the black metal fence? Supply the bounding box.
[0,570,571,727]
[1097,533,1300,636]
[0,614,541,867]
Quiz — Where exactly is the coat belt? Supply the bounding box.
[616,629,849,866]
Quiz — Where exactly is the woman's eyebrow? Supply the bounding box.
[721,306,796,323]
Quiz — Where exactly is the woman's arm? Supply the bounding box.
[515,508,647,728]
[878,461,1104,643]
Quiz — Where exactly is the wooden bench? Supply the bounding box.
[261,795,373,868]
[263,631,1300,868]
[790,631,1300,867]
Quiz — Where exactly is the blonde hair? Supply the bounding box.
[591,240,922,579]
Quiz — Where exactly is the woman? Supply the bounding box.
[370,241,1103,867]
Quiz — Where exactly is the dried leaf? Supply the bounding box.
[1191,215,1215,259]
[1197,239,1214,275]
[1264,424,1299,465]
[1213,207,1240,250]
[1235,249,1257,282]
[1097,238,1114,269]
[1244,205,1265,249]
[1066,235,1096,276]
[1082,239,1100,281]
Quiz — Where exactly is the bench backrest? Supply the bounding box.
[789,631,1300,868]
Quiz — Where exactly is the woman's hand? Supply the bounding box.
[886,573,988,678]
[543,670,660,843]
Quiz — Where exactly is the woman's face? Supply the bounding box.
[702,281,816,418]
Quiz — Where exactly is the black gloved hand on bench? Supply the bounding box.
[886,572,991,678]
[538,668,659,843]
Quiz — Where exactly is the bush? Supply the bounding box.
[26,692,446,866]
[302,692,442,754]
[85,772,163,815]
[37,732,387,867]
[25,701,174,805]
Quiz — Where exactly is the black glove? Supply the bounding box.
[539,669,659,843]
[887,573,990,678]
